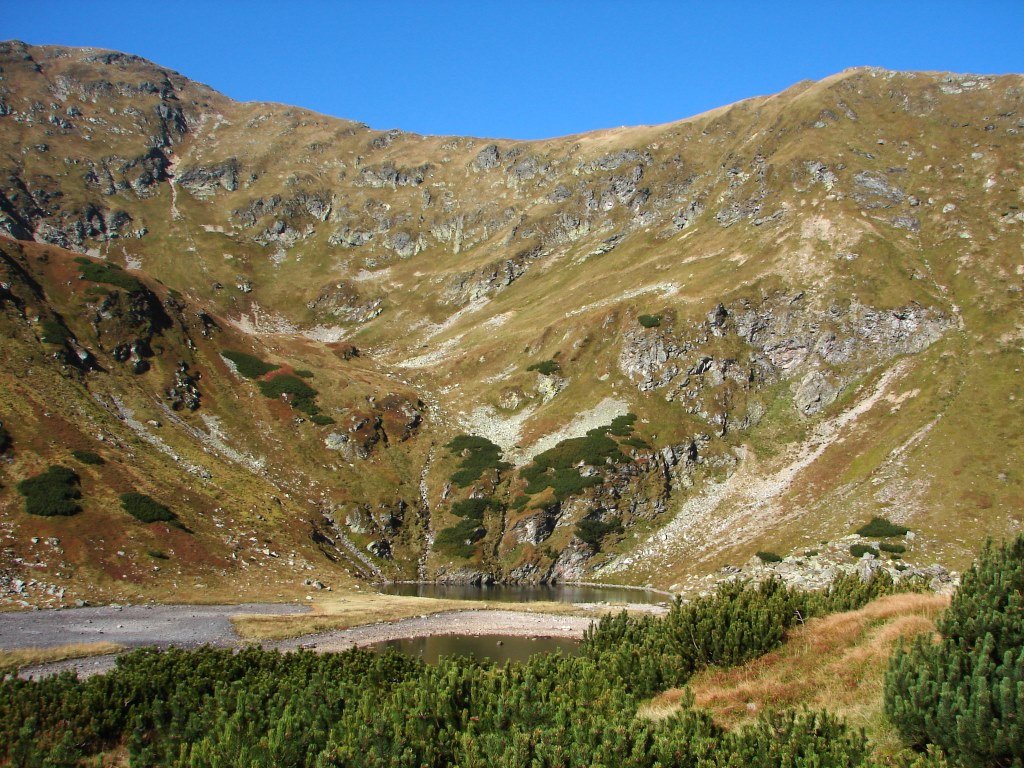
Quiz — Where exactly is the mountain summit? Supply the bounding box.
[0,41,1021,606]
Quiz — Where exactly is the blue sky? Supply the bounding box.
[2,1,1022,139]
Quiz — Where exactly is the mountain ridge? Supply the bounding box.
[0,40,1021,607]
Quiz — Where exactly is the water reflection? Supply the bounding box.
[372,633,580,664]
[379,582,667,605]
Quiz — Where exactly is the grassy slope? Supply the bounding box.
[641,592,950,761]
[0,43,1021,598]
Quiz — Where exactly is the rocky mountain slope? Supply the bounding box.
[0,41,1021,606]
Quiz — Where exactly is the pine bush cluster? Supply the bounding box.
[885,535,1024,767]
[0,574,911,767]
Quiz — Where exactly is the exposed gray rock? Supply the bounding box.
[510,508,557,545]
[357,163,429,189]
[793,370,840,416]
[177,159,239,198]
[891,215,920,231]
[472,144,501,171]
[852,171,905,208]
[806,161,838,191]
[549,539,593,582]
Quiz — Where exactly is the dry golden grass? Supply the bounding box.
[0,641,124,675]
[638,593,948,757]
[231,592,600,641]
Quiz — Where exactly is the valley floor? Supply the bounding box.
[3,593,665,678]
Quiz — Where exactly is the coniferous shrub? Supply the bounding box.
[856,516,909,537]
[526,359,560,376]
[850,544,880,558]
[17,466,81,516]
[221,349,279,379]
[885,535,1024,767]
[310,413,335,426]
[257,374,319,414]
[40,318,70,345]
[756,550,783,563]
[879,541,906,554]
[638,314,662,328]
[75,258,144,292]
[71,450,105,466]
[293,369,314,378]
[435,519,485,558]
[446,434,510,487]
[575,517,623,549]
[120,492,177,525]
[0,424,10,454]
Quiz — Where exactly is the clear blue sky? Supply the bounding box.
[2,1,1022,140]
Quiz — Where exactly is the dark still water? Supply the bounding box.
[372,634,581,664]
[379,582,668,605]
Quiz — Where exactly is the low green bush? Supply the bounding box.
[221,349,280,379]
[526,467,603,500]
[293,369,314,379]
[434,519,485,558]
[257,374,320,415]
[608,413,637,437]
[120,492,178,525]
[71,450,105,466]
[879,541,906,554]
[856,516,909,538]
[886,535,1024,766]
[40,318,70,345]
[450,497,499,521]
[638,314,662,328]
[147,549,169,560]
[75,258,144,292]
[0,425,10,454]
[849,544,880,559]
[575,517,623,549]
[446,434,510,487]
[17,466,81,516]
[526,359,560,376]
[756,550,783,563]
[310,414,335,426]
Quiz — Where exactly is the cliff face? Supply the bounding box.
[0,42,1022,604]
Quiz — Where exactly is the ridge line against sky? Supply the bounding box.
[2,0,1022,140]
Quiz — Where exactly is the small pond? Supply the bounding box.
[372,633,581,664]
[379,582,668,605]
